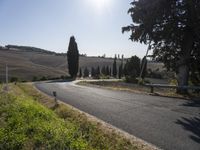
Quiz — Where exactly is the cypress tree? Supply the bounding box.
[112,55,117,78]
[118,64,123,79]
[106,66,110,76]
[97,66,100,76]
[83,67,89,78]
[67,36,79,78]
[79,68,82,78]
[91,67,95,77]
[101,66,106,75]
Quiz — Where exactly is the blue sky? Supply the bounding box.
[0,0,147,57]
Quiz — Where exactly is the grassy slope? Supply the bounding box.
[0,83,155,150]
[0,48,164,81]
[0,86,93,149]
[0,49,122,81]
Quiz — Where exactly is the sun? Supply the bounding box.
[86,0,112,12]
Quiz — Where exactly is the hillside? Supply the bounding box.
[0,46,165,82]
[0,46,122,81]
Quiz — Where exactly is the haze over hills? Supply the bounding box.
[0,45,164,82]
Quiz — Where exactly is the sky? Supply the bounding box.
[0,0,148,58]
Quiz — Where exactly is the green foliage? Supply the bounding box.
[16,84,141,150]
[40,76,47,81]
[124,76,138,83]
[0,92,91,150]
[123,0,200,89]
[101,66,106,76]
[91,67,95,78]
[112,55,117,78]
[79,68,82,78]
[67,36,79,78]
[106,66,110,76]
[10,77,19,83]
[83,67,89,78]
[32,76,38,82]
[124,56,141,82]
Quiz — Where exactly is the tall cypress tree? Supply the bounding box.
[79,68,82,78]
[96,66,100,76]
[113,55,117,78]
[67,36,79,78]
[106,66,110,76]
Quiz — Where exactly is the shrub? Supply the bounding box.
[125,76,138,83]
[10,77,19,82]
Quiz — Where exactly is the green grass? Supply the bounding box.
[0,83,151,150]
[0,86,92,150]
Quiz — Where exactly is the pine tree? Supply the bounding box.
[67,36,79,78]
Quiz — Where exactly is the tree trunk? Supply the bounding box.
[176,31,193,94]
[177,62,189,94]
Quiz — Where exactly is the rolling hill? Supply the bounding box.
[0,45,165,82]
[0,46,122,81]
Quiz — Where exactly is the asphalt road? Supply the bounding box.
[35,81,200,150]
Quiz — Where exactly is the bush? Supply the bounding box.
[124,56,141,79]
[32,76,38,82]
[10,77,19,82]
[125,76,138,83]
[40,76,47,81]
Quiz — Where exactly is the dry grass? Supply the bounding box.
[0,49,121,81]
[0,48,164,82]
[77,81,199,100]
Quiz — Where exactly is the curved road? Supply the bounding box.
[35,81,200,150]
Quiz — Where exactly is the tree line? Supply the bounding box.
[67,37,147,82]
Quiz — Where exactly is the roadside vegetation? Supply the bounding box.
[77,81,200,99]
[0,83,155,150]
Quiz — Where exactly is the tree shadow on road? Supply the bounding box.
[182,100,200,108]
[176,116,200,143]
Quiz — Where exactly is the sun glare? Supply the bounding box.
[86,0,112,12]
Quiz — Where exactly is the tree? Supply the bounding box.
[83,67,89,78]
[91,67,96,77]
[96,66,101,76]
[119,54,124,79]
[106,66,110,76]
[124,56,141,79]
[118,64,123,79]
[101,66,106,75]
[79,68,82,78]
[140,56,147,79]
[67,36,79,78]
[113,55,117,77]
[122,0,200,93]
